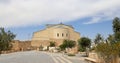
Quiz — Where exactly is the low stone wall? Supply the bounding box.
[89,53,120,63]
[11,40,32,51]
[89,53,98,59]
[0,40,32,54]
[66,47,78,54]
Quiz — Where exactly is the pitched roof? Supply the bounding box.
[46,23,74,29]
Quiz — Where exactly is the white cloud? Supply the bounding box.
[84,7,120,24]
[0,0,120,27]
[83,17,101,24]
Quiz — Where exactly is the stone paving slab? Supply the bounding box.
[0,51,87,63]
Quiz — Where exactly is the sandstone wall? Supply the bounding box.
[11,40,31,51]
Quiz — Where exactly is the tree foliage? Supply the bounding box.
[107,34,115,43]
[0,28,15,52]
[113,17,120,42]
[78,37,91,48]
[94,33,104,44]
[113,17,120,33]
[78,37,91,57]
[59,39,76,50]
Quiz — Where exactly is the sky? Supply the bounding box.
[0,0,120,41]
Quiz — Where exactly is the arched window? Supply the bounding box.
[57,33,59,37]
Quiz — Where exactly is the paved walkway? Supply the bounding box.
[64,54,87,63]
[0,51,87,63]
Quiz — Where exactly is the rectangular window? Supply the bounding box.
[62,33,64,37]
[57,33,59,37]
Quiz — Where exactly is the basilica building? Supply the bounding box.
[31,23,80,48]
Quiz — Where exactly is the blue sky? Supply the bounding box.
[0,0,120,41]
[8,18,113,41]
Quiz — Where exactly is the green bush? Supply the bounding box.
[49,41,55,47]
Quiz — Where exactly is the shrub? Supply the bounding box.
[49,41,55,47]
[95,42,120,63]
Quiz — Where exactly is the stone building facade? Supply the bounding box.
[31,23,80,49]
